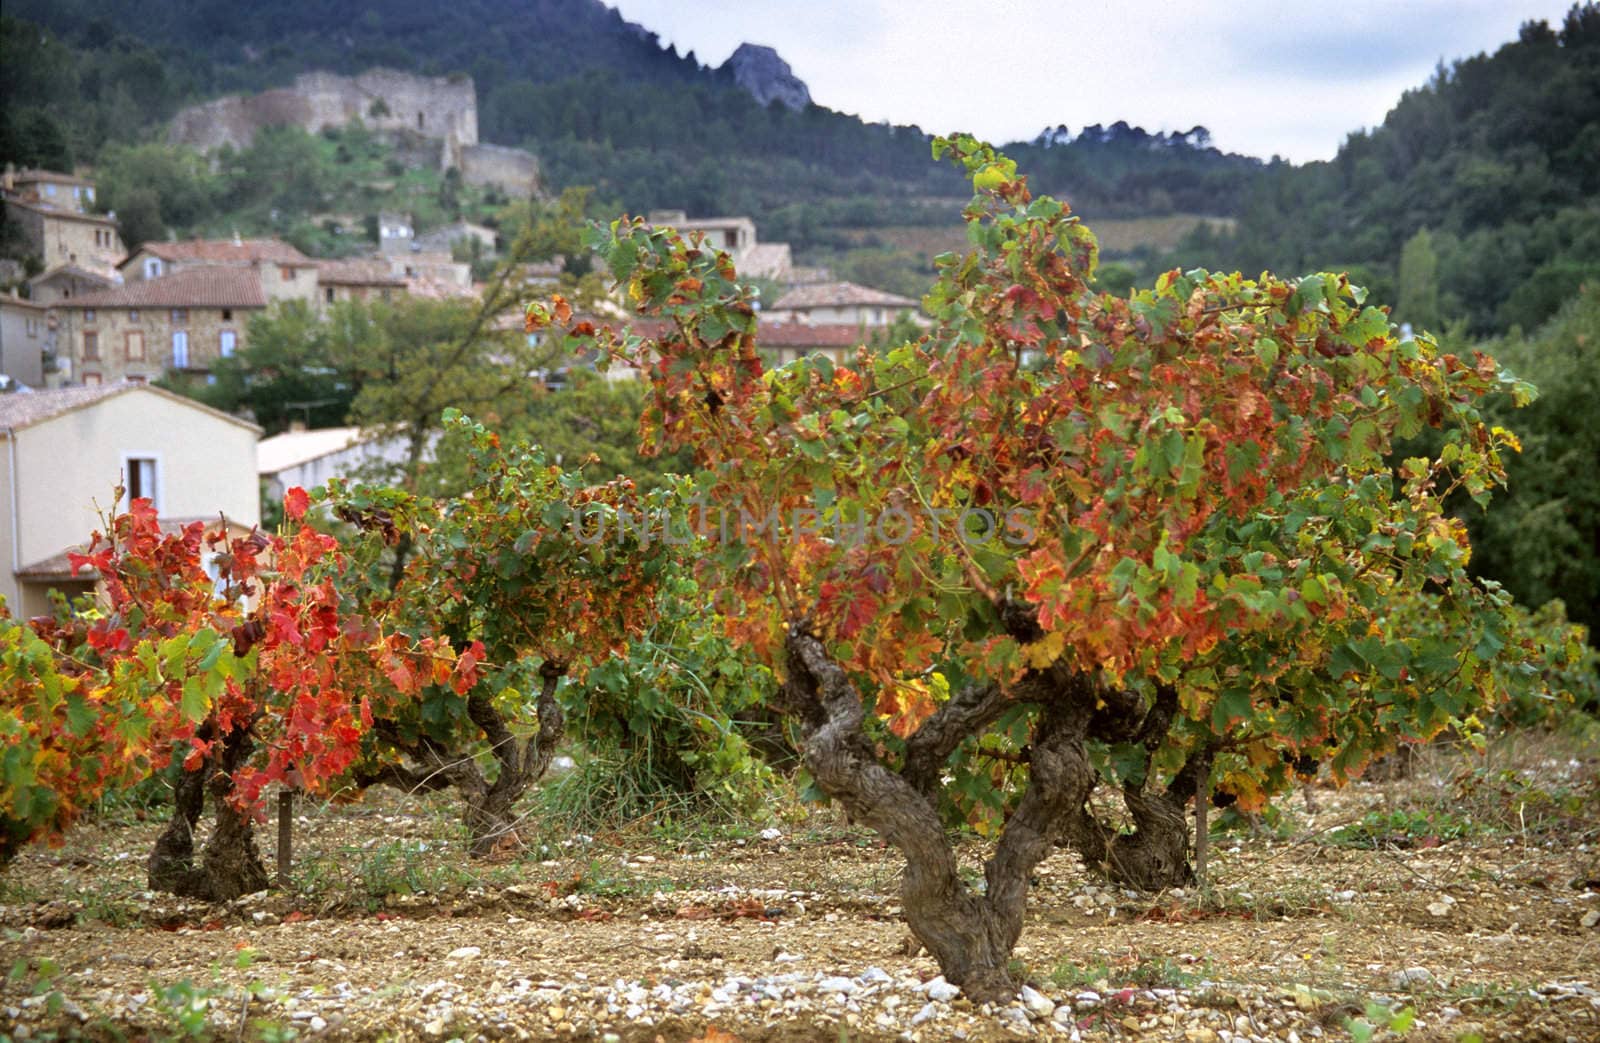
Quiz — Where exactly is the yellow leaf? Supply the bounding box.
[1022,630,1066,669]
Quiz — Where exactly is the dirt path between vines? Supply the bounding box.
[4,774,1598,1042]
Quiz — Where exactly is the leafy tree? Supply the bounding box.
[1396,227,1440,332]
[111,187,164,253]
[491,368,695,492]
[97,143,216,228]
[1470,285,1600,642]
[561,138,1582,1001]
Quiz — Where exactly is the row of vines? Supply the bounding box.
[4,137,1594,1002]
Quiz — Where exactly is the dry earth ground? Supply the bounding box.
[3,737,1598,1042]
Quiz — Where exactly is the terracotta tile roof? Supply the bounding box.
[404,275,479,300]
[757,321,864,347]
[30,263,116,289]
[0,383,260,435]
[771,281,919,311]
[60,268,268,310]
[0,384,131,430]
[315,259,406,287]
[136,238,313,266]
[10,169,96,188]
[1,197,118,225]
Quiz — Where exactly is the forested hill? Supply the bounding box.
[1176,3,1600,336]
[1,0,1262,225]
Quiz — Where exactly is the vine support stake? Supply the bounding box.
[1194,769,1211,894]
[276,788,294,889]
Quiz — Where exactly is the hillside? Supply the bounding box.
[1171,4,1600,335]
[1,0,1264,241]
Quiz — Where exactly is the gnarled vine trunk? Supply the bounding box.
[362,663,566,857]
[1060,686,1210,892]
[147,725,270,900]
[781,630,1099,1002]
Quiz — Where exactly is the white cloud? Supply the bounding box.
[607,0,1577,161]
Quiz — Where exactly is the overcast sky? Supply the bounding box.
[607,0,1577,163]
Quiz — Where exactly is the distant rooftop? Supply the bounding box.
[771,281,919,311]
[0,383,259,435]
[62,268,268,310]
[315,259,406,287]
[134,238,314,267]
[258,426,371,474]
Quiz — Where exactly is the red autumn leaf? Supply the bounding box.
[284,486,311,522]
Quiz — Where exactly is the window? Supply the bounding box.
[84,309,96,324]
[84,372,101,385]
[24,317,37,336]
[126,375,147,385]
[43,184,56,197]
[125,457,158,509]
[143,257,163,279]
[83,331,99,360]
[85,187,94,204]
[171,308,187,324]
[129,309,140,322]
[221,309,232,321]
[219,330,236,358]
[125,330,145,361]
[280,266,294,281]
[172,330,189,368]
[325,287,335,304]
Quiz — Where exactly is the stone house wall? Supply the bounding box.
[58,304,256,385]
[3,203,123,271]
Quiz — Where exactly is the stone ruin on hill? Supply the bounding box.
[167,69,541,198]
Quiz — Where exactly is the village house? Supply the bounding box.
[0,383,260,618]
[764,281,921,327]
[646,210,793,282]
[0,198,125,276]
[1,168,101,213]
[27,263,116,305]
[414,220,497,256]
[0,294,55,387]
[377,211,416,256]
[258,424,416,507]
[120,237,319,307]
[53,268,267,385]
[314,258,406,308]
[755,321,866,367]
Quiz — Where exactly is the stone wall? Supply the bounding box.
[169,69,479,158]
[459,143,542,198]
[60,305,257,385]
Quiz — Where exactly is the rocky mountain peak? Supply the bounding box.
[721,43,811,111]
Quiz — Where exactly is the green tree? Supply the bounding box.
[1471,285,1600,640]
[111,187,164,253]
[1396,227,1440,332]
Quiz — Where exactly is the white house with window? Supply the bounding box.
[0,384,260,617]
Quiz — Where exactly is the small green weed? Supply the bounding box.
[1326,809,1482,849]
[1345,1000,1415,1042]
[1049,955,1206,991]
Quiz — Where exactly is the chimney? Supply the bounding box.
[233,230,243,246]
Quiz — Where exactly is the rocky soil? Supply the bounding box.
[3,765,1598,1042]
